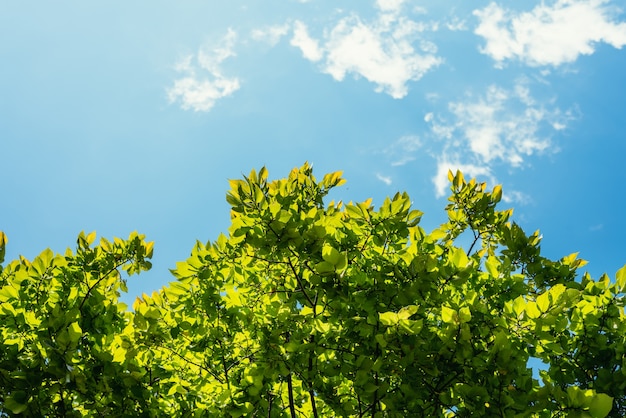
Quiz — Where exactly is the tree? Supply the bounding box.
[1,163,625,417]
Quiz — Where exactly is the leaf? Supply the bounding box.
[485,256,499,278]
[525,301,541,319]
[0,302,17,316]
[442,306,457,324]
[450,247,470,269]
[589,393,613,418]
[536,292,550,313]
[492,184,503,203]
[375,334,387,348]
[86,231,97,245]
[397,305,418,320]
[68,322,83,343]
[379,312,398,326]
[314,261,335,274]
[616,264,626,292]
[458,307,471,323]
[300,305,323,316]
[0,285,19,302]
[319,244,347,272]
[429,228,447,241]
[322,245,341,266]
[4,391,28,414]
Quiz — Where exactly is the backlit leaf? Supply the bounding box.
[589,393,613,418]
[442,306,457,324]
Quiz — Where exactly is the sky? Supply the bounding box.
[1,0,626,305]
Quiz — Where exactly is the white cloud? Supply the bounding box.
[445,16,467,31]
[444,84,555,166]
[290,8,441,98]
[376,173,393,185]
[251,24,290,46]
[291,21,324,61]
[383,135,422,166]
[502,190,530,204]
[376,0,406,14]
[474,0,626,67]
[427,81,574,197]
[589,223,604,232]
[167,29,240,112]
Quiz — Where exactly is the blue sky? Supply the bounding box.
[2,0,626,304]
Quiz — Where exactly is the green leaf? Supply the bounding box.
[485,256,499,277]
[0,230,7,265]
[536,292,550,313]
[397,305,418,320]
[379,312,398,326]
[429,228,448,241]
[375,334,387,348]
[458,307,471,323]
[314,261,335,274]
[322,245,341,266]
[450,247,470,269]
[616,264,626,292]
[525,301,541,319]
[0,302,17,316]
[510,296,526,318]
[589,393,613,418]
[0,285,19,301]
[442,306,457,324]
[4,391,28,414]
[68,322,83,343]
[492,184,503,203]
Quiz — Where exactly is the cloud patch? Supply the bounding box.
[427,81,574,198]
[474,0,626,67]
[251,24,290,46]
[383,135,423,166]
[167,30,240,112]
[376,173,393,185]
[291,21,324,61]
[290,7,441,98]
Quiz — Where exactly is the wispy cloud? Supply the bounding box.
[376,0,406,14]
[502,190,530,205]
[589,223,604,232]
[383,135,423,166]
[376,173,393,185]
[251,24,290,47]
[290,21,324,61]
[167,30,240,112]
[290,4,441,98]
[474,0,626,67]
[428,81,574,198]
[445,16,467,31]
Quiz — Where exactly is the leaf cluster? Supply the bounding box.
[1,164,625,417]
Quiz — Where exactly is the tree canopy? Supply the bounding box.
[1,163,625,417]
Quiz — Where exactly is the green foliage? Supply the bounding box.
[1,163,625,417]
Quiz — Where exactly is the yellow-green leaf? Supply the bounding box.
[458,307,471,323]
[536,292,550,313]
[397,305,418,320]
[589,393,613,418]
[68,322,82,343]
[379,312,398,326]
[442,306,457,324]
[525,302,541,319]
[450,248,470,269]
[616,264,626,292]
